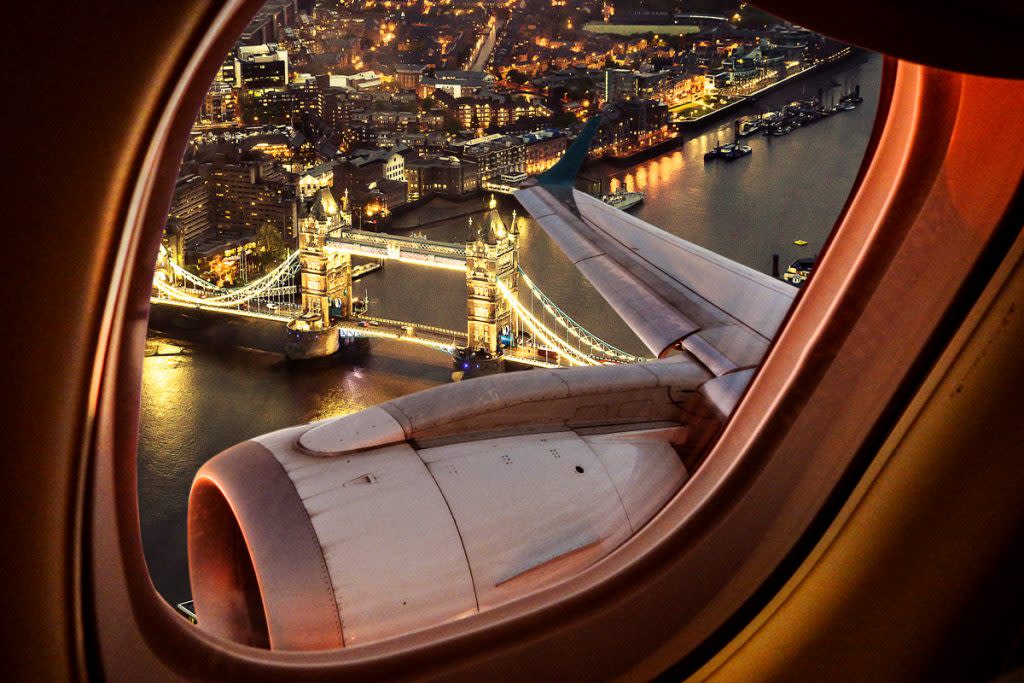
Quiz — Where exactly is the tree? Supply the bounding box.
[257,224,287,264]
[552,111,578,128]
[507,69,529,85]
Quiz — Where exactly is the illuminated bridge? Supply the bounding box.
[152,196,645,369]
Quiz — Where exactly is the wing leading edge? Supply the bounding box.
[514,177,795,376]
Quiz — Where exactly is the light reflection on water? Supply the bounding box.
[139,53,882,603]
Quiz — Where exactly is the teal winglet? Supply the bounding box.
[537,116,601,187]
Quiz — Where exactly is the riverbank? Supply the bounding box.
[674,46,861,131]
[577,49,865,172]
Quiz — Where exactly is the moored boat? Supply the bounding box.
[719,142,752,160]
[782,256,816,286]
[600,189,645,210]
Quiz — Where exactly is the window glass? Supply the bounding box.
[139,0,881,641]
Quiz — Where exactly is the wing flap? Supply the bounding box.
[514,183,796,373]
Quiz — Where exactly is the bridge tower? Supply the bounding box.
[286,188,352,359]
[465,197,519,355]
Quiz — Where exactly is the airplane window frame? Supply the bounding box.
[79,1,1024,679]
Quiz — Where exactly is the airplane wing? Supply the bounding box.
[514,118,796,375]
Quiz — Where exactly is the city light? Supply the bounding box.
[160,0,860,366]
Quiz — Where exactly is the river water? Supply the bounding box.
[139,52,882,603]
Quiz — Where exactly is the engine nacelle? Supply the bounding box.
[188,360,724,650]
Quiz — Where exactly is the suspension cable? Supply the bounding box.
[516,266,642,362]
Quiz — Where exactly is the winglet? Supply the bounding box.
[537,116,601,187]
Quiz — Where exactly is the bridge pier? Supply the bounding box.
[285,320,341,360]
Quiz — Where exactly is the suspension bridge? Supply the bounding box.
[152,194,644,370]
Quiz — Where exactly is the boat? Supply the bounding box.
[483,172,529,195]
[704,143,722,162]
[719,143,752,160]
[738,119,764,136]
[600,189,645,210]
[782,256,816,286]
[351,287,369,315]
[838,83,863,109]
[500,171,528,184]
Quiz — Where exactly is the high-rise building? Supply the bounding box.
[200,81,238,124]
[321,86,355,133]
[239,0,299,45]
[234,44,289,88]
[203,158,297,237]
[289,75,323,120]
[168,174,211,244]
[604,68,637,102]
[239,87,296,126]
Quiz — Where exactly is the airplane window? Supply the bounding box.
[138,0,881,649]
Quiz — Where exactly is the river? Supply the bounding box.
[139,52,882,604]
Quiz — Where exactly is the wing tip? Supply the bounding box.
[537,116,601,187]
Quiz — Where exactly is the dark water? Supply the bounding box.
[139,53,882,603]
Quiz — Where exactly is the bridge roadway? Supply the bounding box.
[150,298,569,367]
[150,296,297,322]
[327,230,467,271]
[341,315,467,353]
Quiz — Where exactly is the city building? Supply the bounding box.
[418,70,495,99]
[405,156,479,201]
[335,146,410,193]
[395,64,428,92]
[446,134,524,183]
[203,157,298,238]
[239,87,295,126]
[522,129,568,175]
[296,161,335,199]
[327,72,383,92]
[321,86,356,134]
[289,75,324,121]
[590,99,672,159]
[603,68,705,107]
[168,174,212,244]
[199,81,238,125]
[333,146,411,221]
[454,93,552,130]
[234,44,290,88]
[238,0,298,45]
[603,68,637,102]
